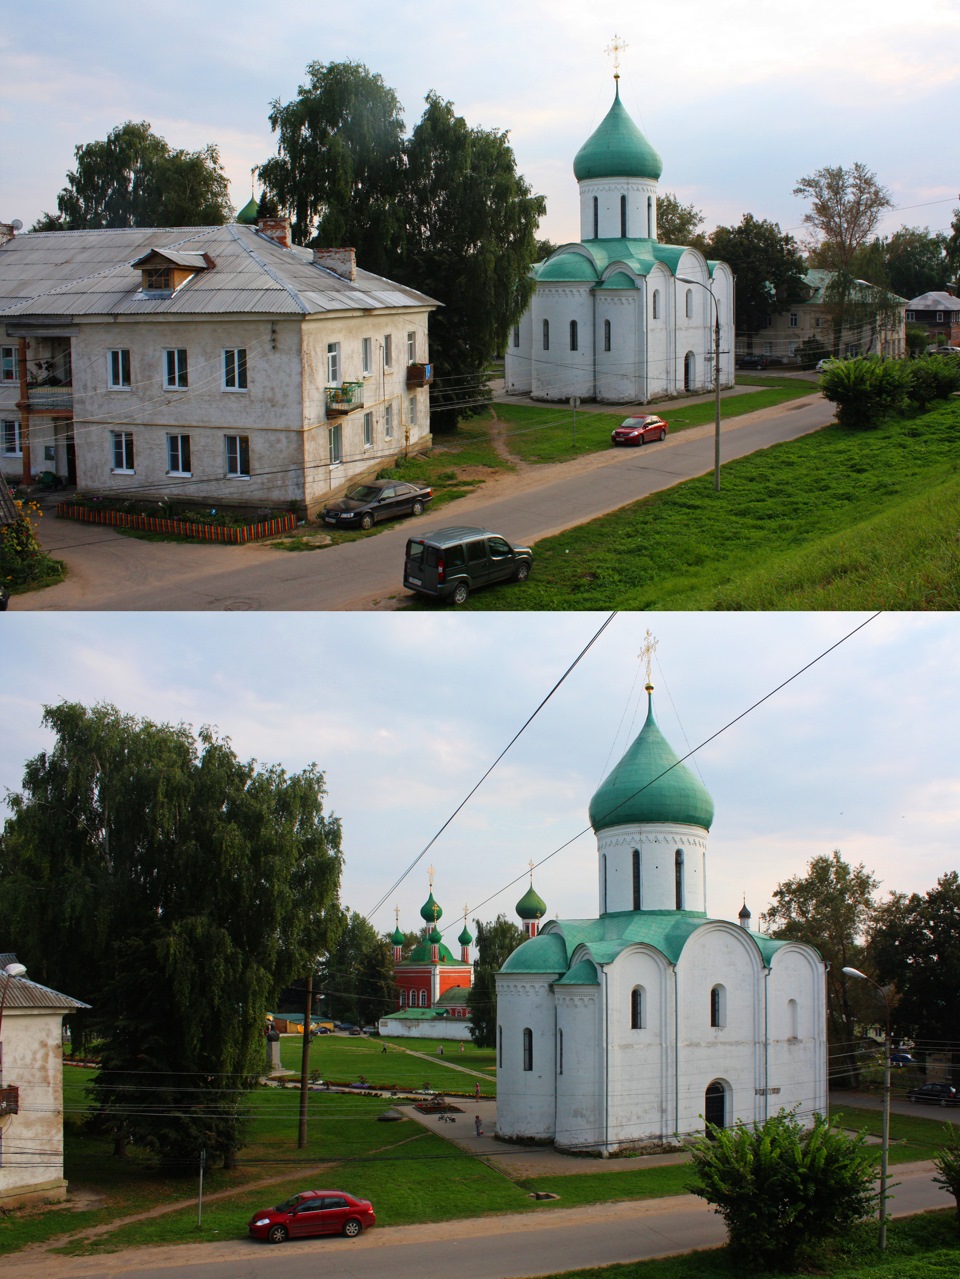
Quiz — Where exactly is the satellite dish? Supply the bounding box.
[11,219,22,231]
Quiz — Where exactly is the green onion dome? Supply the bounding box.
[516,883,547,922]
[458,922,473,946]
[573,84,663,182]
[391,925,405,947]
[236,195,261,225]
[429,925,443,945]
[420,892,442,924]
[589,687,714,832]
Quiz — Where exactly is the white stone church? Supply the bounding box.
[505,77,734,404]
[495,683,827,1154]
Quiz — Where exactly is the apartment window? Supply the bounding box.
[363,411,373,448]
[789,312,799,328]
[652,290,660,320]
[522,1027,533,1072]
[710,984,726,1029]
[166,434,191,475]
[512,325,520,348]
[383,334,393,369]
[163,348,188,389]
[631,987,645,1030]
[569,320,578,351]
[362,337,372,376]
[223,348,247,391]
[110,430,134,473]
[937,311,944,323]
[815,316,822,328]
[905,311,915,321]
[542,319,549,351]
[385,403,393,439]
[604,319,612,352]
[326,342,340,386]
[675,849,684,910]
[108,348,131,389]
[328,423,342,466]
[408,396,417,427]
[685,289,694,319]
[407,330,416,362]
[1,346,18,383]
[225,434,250,477]
[2,419,22,456]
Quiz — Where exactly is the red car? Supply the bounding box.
[611,415,668,446]
[248,1190,376,1244]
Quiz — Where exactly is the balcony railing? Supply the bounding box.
[406,363,433,387]
[325,381,364,415]
[0,1086,19,1115]
[27,385,73,413]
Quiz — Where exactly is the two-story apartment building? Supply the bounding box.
[905,290,960,349]
[0,219,437,517]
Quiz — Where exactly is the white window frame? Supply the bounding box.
[163,348,188,390]
[110,430,134,473]
[383,334,393,369]
[108,348,131,390]
[225,433,250,478]
[166,433,192,475]
[1,419,22,457]
[384,403,393,439]
[1,346,18,383]
[328,423,342,466]
[362,337,372,377]
[363,411,373,448]
[407,330,416,363]
[326,342,341,387]
[408,395,417,427]
[789,312,799,328]
[223,348,247,392]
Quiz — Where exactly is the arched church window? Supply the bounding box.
[620,194,627,238]
[630,986,645,1030]
[543,319,550,351]
[685,289,694,319]
[647,195,653,239]
[632,848,641,909]
[558,1027,564,1075]
[675,849,684,910]
[604,319,611,352]
[512,325,520,348]
[593,196,599,239]
[602,853,608,912]
[710,984,726,1028]
[420,990,428,1007]
[787,998,799,1040]
[523,1027,533,1072]
[652,290,660,320]
[570,320,578,352]
[399,989,406,1008]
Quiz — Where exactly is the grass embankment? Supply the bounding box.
[467,399,960,610]
[276,1032,497,1093]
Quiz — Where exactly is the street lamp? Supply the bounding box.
[676,276,722,492]
[842,966,890,1250]
[0,962,27,1088]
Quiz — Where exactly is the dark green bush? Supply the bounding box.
[819,356,909,428]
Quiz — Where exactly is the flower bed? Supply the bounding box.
[56,502,298,544]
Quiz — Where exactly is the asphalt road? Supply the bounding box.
[17,393,833,612]
[4,1161,952,1279]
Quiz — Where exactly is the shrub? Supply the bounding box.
[904,355,960,410]
[819,356,909,428]
[0,498,58,587]
[687,1109,878,1271]
[933,1124,960,1231]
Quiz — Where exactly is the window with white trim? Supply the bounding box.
[363,411,373,448]
[328,423,342,465]
[163,348,188,389]
[383,334,393,369]
[407,330,416,362]
[905,310,915,321]
[326,342,340,386]
[2,419,22,457]
[399,989,406,1008]
[225,434,250,477]
[223,348,247,391]
[108,349,131,389]
[385,403,393,439]
[362,337,372,376]
[419,990,427,1007]
[408,396,417,427]
[111,430,134,473]
[1,346,18,383]
[789,312,799,328]
[166,433,191,475]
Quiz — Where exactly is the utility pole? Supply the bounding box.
[298,974,313,1148]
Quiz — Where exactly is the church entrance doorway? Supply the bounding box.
[704,1080,726,1132]
[684,351,696,390]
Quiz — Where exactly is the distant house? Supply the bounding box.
[739,268,906,365]
[904,291,960,349]
[0,217,437,516]
[0,955,89,1208]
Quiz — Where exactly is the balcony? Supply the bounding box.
[406,363,434,388]
[325,381,364,415]
[0,1086,19,1115]
[27,384,73,414]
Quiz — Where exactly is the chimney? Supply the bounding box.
[313,247,357,283]
[0,223,17,246]
[257,216,291,249]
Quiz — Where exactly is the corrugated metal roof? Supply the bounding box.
[0,962,89,1013]
[0,224,439,322]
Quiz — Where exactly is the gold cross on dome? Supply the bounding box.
[640,629,658,687]
[395,905,400,927]
[463,903,469,921]
[428,864,435,889]
[605,34,628,79]
[528,859,536,882]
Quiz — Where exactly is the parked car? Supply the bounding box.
[248,1190,376,1243]
[891,1051,916,1066]
[736,353,768,369]
[610,415,669,447]
[349,1027,362,1035]
[404,526,532,605]
[907,1082,958,1107]
[321,480,432,531]
[816,357,840,372]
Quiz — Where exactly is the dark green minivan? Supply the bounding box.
[403,526,532,604]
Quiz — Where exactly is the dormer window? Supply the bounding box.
[145,267,172,292]
[131,249,213,297]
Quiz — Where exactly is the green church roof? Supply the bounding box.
[516,883,547,921]
[458,922,473,946]
[236,196,260,225]
[573,84,663,182]
[536,252,600,282]
[598,271,637,290]
[500,930,568,976]
[420,891,442,924]
[588,689,715,832]
[391,925,406,946]
[401,938,458,965]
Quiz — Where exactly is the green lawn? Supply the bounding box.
[276,1033,496,1093]
[462,399,960,610]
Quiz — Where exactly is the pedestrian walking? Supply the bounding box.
[474,1115,483,1137]
[458,1041,464,1053]
[475,1081,481,1099]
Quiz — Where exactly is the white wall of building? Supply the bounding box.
[0,1009,69,1207]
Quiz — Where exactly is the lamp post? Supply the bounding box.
[676,276,722,491]
[842,965,890,1250]
[0,962,27,1088]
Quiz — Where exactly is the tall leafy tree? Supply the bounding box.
[319,910,396,1025]
[705,215,807,333]
[40,121,232,230]
[761,851,879,1080]
[946,207,960,292]
[868,872,960,1046]
[467,914,523,1048]
[869,226,948,300]
[0,702,343,1168]
[656,191,706,249]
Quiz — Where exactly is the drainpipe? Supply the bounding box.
[763,967,770,1122]
[602,965,610,1154]
[673,963,680,1139]
[17,336,30,485]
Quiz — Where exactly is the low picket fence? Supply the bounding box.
[56,503,298,544]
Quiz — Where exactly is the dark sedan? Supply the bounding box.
[907,1082,958,1107]
[610,415,669,446]
[322,481,432,530]
[248,1190,376,1243]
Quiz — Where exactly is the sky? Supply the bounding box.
[2,611,958,948]
[2,0,958,251]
